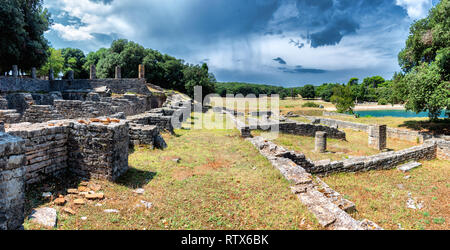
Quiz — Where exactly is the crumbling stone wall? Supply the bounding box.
[0,132,26,230]
[278,122,346,140]
[67,120,129,181]
[22,105,64,123]
[305,116,434,143]
[0,110,21,124]
[436,139,450,160]
[306,141,437,175]
[129,124,167,149]
[7,122,69,184]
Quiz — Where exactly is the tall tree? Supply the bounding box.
[331,84,355,113]
[38,48,64,77]
[61,48,88,79]
[397,0,450,120]
[299,84,316,99]
[0,0,51,74]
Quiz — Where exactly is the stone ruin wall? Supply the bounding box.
[436,139,450,160]
[67,121,129,181]
[0,73,167,125]
[309,141,438,175]
[7,123,69,185]
[305,116,438,143]
[221,108,346,140]
[0,132,26,230]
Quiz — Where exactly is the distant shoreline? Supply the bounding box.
[326,104,405,111]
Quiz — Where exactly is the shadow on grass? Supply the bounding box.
[398,118,450,135]
[115,167,156,189]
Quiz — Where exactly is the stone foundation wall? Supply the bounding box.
[129,124,159,147]
[0,132,26,230]
[278,122,346,140]
[436,139,450,160]
[67,120,129,181]
[54,100,115,119]
[0,110,21,124]
[305,116,433,143]
[7,122,69,184]
[22,105,64,123]
[308,141,437,175]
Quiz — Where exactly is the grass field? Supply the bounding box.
[322,159,449,230]
[23,113,320,230]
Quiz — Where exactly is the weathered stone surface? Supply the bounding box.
[134,188,145,194]
[67,120,129,181]
[315,131,327,153]
[368,124,387,150]
[397,161,422,172]
[74,199,85,205]
[28,207,57,228]
[85,193,104,200]
[0,132,26,230]
[54,197,66,206]
[62,207,76,215]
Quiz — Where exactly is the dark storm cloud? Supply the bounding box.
[273,57,287,65]
[89,0,114,4]
[47,0,412,51]
[45,0,434,85]
[279,65,327,74]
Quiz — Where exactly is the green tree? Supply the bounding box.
[0,0,51,74]
[347,77,359,86]
[397,0,450,119]
[331,84,355,113]
[38,47,64,77]
[316,83,338,102]
[299,84,316,99]
[61,48,88,79]
[403,62,449,120]
[398,0,450,73]
[183,63,216,99]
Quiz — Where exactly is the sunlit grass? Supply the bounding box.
[322,159,449,230]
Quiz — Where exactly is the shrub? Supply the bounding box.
[378,98,388,105]
[302,102,320,108]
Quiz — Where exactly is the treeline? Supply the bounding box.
[36,40,216,98]
[215,82,286,97]
[215,75,392,104]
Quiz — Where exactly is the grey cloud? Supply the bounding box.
[273,57,287,64]
[279,65,327,74]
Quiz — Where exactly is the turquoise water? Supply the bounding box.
[354,109,447,118]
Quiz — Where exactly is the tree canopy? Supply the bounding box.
[397,0,450,120]
[87,39,216,98]
[0,0,51,74]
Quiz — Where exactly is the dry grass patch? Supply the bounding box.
[321,159,449,230]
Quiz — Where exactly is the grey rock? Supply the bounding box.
[29,207,57,228]
[398,161,422,172]
[134,188,145,194]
